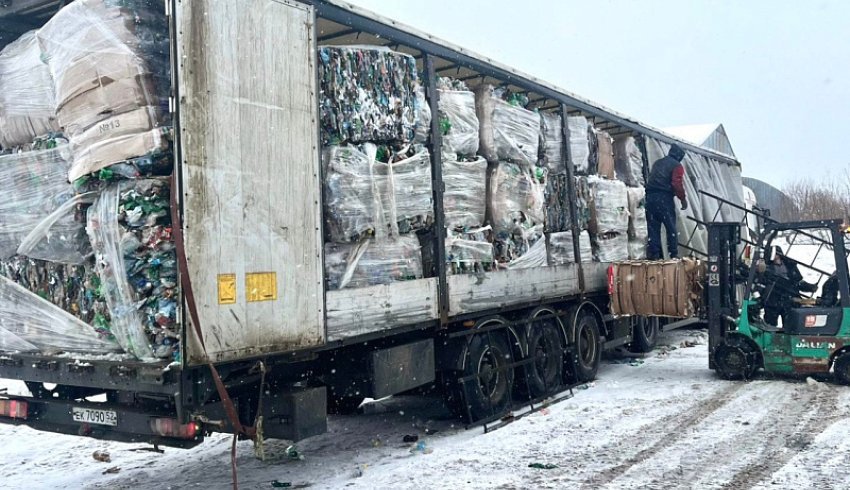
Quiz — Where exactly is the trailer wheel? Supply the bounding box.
[629,317,659,353]
[520,309,564,398]
[455,331,515,421]
[833,352,850,385]
[574,313,602,382]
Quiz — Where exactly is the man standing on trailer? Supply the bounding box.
[645,144,688,260]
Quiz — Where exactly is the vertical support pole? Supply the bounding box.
[831,223,850,308]
[425,55,449,326]
[561,105,585,292]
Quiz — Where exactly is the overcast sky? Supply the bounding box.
[347,0,849,188]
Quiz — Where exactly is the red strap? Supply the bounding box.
[170,178,255,489]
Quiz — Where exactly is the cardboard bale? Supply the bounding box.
[596,130,615,179]
[609,259,705,317]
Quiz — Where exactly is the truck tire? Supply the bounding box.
[521,311,564,398]
[833,352,850,385]
[455,331,515,421]
[629,317,659,353]
[574,313,602,382]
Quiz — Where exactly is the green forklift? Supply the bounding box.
[706,218,850,384]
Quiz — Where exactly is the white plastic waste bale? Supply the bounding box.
[413,86,432,144]
[567,116,590,174]
[475,85,540,166]
[443,155,487,229]
[324,236,423,290]
[439,90,479,156]
[323,144,433,241]
[588,176,629,235]
[594,233,629,262]
[488,162,546,233]
[446,226,494,275]
[627,186,648,260]
[0,31,60,148]
[540,112,564,174]
[614,135,645,187]
[549,231,593,264]
[628,240,647,260]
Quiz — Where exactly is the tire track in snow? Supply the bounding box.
[580,381,746,488]
[720,384,841,490]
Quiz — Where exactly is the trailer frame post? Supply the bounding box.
[561,104,585,292]
[424,54,449,326]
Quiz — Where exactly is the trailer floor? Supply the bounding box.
[2,328,849,489]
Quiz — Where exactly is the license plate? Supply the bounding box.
[72,407,118,427]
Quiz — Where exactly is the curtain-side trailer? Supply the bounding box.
[0,0,746,448]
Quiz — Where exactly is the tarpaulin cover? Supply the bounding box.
[87,178,178,360]
[0,31,60,148]
[615,135,645,187]
[325,236,423,290]
[476,85,540,166]
[488,161,546,237]
[0,275,119,354]
[549,231,593,264]
[38,0,170,181]
[588,176,629,235]
[443,155,487,229]
[645,138,745,257]
[322,144,433,241]
[319,45,421,145]
[0,144,90,264]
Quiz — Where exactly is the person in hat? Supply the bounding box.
[645,144,688,259]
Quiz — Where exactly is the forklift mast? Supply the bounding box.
[706,223,742,368]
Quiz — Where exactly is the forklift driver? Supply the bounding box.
[762,247,818,326]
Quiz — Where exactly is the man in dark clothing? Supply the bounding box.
[645,144,688,259]
[762,247,818,326]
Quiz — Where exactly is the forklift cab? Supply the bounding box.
[745,221,850,334]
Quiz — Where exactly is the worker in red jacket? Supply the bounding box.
[645,144,688,259]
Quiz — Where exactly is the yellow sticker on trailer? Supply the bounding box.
[217,274,237,305]
[246,272,278,302]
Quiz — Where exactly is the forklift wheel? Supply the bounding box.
[833,352,850,385]
[714,342,758,380]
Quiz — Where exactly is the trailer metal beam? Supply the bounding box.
[425,54,449,326]
[312,0,739,167]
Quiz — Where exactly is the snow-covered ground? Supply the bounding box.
[2,328,849,489]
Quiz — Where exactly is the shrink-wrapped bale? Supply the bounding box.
[322,144,433,241]
[0,275,120,354]
[87,178,178,360]
[615,135,645,187]
[594,233,629,262]
[324,236,423,290]
[588,176,629,235]
[627,186,648,260]
[507,236,547,269]
[437,78,479,156]
[567,116,590,174]
[544,173,570,233]
[540,112,564,174]
[0,31,60,148]
[443,155,487,229]
[38,0,171,181]
[0,144,90,264]
[493,224,544,267]
[319,46,421,145]
[488,162,545,233]
[413,86,431,144]
[0,255,109,332]
[574,176,592,231]
[446,227,494,275]
[475,85,540,166]
[596,129,616,179]
[549,231,593,264]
